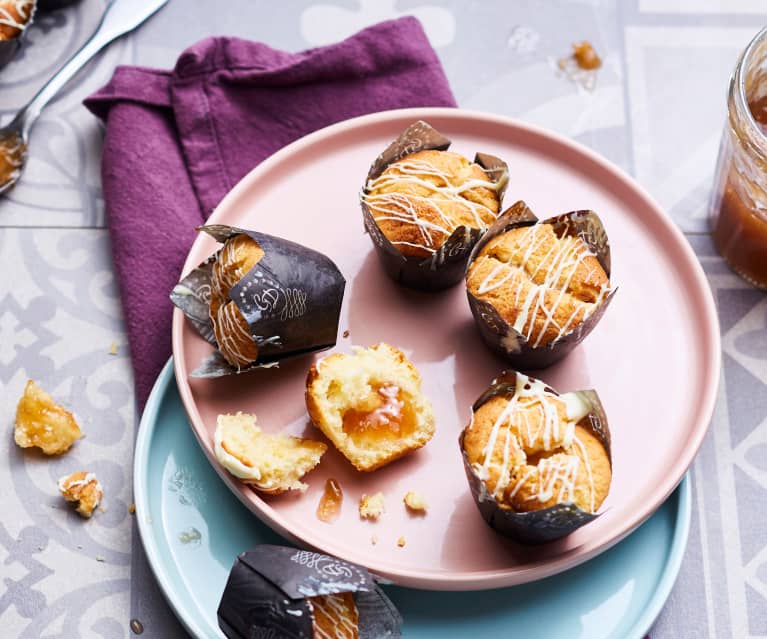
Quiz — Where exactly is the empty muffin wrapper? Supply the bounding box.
[171,225,345,378]
[218,545,402,639]
[360,120,509,291]
[459,369,612,545]
[466,200,617,369]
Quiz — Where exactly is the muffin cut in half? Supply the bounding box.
[305,343,435,471]
[214,412,327,494]
[460,370,611,544]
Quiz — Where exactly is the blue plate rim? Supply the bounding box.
[134,358,691,639]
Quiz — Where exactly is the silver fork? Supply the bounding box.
[0,0,168,195]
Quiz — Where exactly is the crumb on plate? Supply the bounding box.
[359,492,386,521]
[403,490,428,513]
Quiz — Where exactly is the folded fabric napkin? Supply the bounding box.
[84,17,456,409]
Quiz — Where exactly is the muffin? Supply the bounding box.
[171,225,345,377]
[0,0,34,41]
[214,412,326,494]
[208,233,264,368]
[460,370,611,544]
[218,545,402,639]
[466,201,615,368]
[361,121,508,291]
[305,343,435,471]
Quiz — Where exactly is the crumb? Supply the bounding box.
[403,490,428,513]
[342,330,350,338]
[109,342,119,355]
[96,555,105,562]
[359,492,385,521]
[128,503,136,514]
[58,471,103,518]
[14,380,82,455]
[99,507,106,514]
[397,536,406,548]
[371,534,378,545]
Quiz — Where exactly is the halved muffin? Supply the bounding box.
[214,412,326,494]
[305,343,435,471]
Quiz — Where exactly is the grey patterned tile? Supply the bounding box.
[0,227,134,636]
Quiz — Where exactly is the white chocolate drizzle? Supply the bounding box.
[472,372,596,510]
[0,0,33,33]
[364,157,504,253]
[309,594,358,639]
[475,224,611,347]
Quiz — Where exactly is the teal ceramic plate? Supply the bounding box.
[135,360,690,639]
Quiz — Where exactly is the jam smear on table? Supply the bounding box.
[572,41,602,70]
[711,94,767,289]
[316,478,343,523]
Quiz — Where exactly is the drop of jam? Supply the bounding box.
[572,41,602,70]
[316,478,343,523]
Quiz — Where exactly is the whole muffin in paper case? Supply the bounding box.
[171,225,346,378]
[466,201,615,369]
[218,545,402,639]
[360,120,508,291]
[459,370,611,544]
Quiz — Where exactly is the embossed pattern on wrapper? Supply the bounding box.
[217,545,402,639]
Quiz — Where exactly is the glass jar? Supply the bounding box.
[709,26,767,289]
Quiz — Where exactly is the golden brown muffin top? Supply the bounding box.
[462,373,610,514]
[209,234,265,368]
[363,149,503,258]
[0,0,34,41]
[466,223,611,348]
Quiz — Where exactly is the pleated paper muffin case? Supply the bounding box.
[465,200,617,369]
[0,0,36,70]
[171,225,346,378]
[459,370,612,545]
[360,120,509,291]
[218,545,402,639]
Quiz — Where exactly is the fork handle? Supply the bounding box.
[17,0,167,137]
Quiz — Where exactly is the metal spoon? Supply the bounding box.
[0,0,168,195]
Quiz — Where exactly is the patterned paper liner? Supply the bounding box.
[0,1,35,70]
[171,225,345,378]
[466,200,616,369]
[360,120,509,291]
[459,370,612,545]
[217,545,402,639]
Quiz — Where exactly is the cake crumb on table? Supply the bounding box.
[109,342,119,355]
[359,492,385,520]
[58,471,103,518]
[403,490,427,513]
[128,503,136,514]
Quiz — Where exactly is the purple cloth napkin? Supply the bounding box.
[84,17,456,408]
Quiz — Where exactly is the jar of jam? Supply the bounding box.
[710,27,767,289]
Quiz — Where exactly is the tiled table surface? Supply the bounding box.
[1,1,766,637]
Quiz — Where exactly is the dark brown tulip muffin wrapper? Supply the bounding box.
[171,225,345,378]
[459,370,611,545]
[466,200,616,369]
[218,545,402,639]
[360,120,509,291]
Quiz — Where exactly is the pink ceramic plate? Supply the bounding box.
[171,108,720,590]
